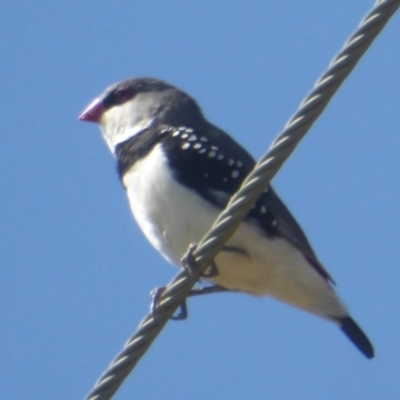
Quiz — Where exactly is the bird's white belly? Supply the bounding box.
[123,144,346,320]
[123,144,221,265]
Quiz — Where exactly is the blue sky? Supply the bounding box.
[1,1,399,399]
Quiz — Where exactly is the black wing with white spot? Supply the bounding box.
[162,124,254,206]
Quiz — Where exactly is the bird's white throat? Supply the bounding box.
[100,99,155,154]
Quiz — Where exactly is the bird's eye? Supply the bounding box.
[114,88,131,104]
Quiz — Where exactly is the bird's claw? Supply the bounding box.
[181,243,219,278]
[150,286,188,320]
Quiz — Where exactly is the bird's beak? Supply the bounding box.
[78,98,105,123]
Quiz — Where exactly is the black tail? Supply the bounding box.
[339,316,374,359]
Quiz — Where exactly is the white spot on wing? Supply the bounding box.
[231,170,240,178]
[209,151,217,158]
[228,159,235,166]
[181,142,190,150]
[194,143,202,149]
[260,206,267,214]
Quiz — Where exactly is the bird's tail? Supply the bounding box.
[338,316,374,359]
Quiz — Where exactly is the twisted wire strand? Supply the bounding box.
[84,1,399,399]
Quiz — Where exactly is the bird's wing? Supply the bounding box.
[161,124,334,283]
[161,124,255,203]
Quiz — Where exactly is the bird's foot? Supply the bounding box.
[181,243,219,278]
[188,285,231,296]
[150,286,188,320]
[150,284,230,321]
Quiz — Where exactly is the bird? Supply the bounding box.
[79,77,374,359]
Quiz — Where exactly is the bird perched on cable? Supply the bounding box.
[79,77,374,359]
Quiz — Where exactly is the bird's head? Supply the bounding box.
[79,78,204,153]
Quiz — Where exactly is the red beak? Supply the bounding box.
[78,98,105,123]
